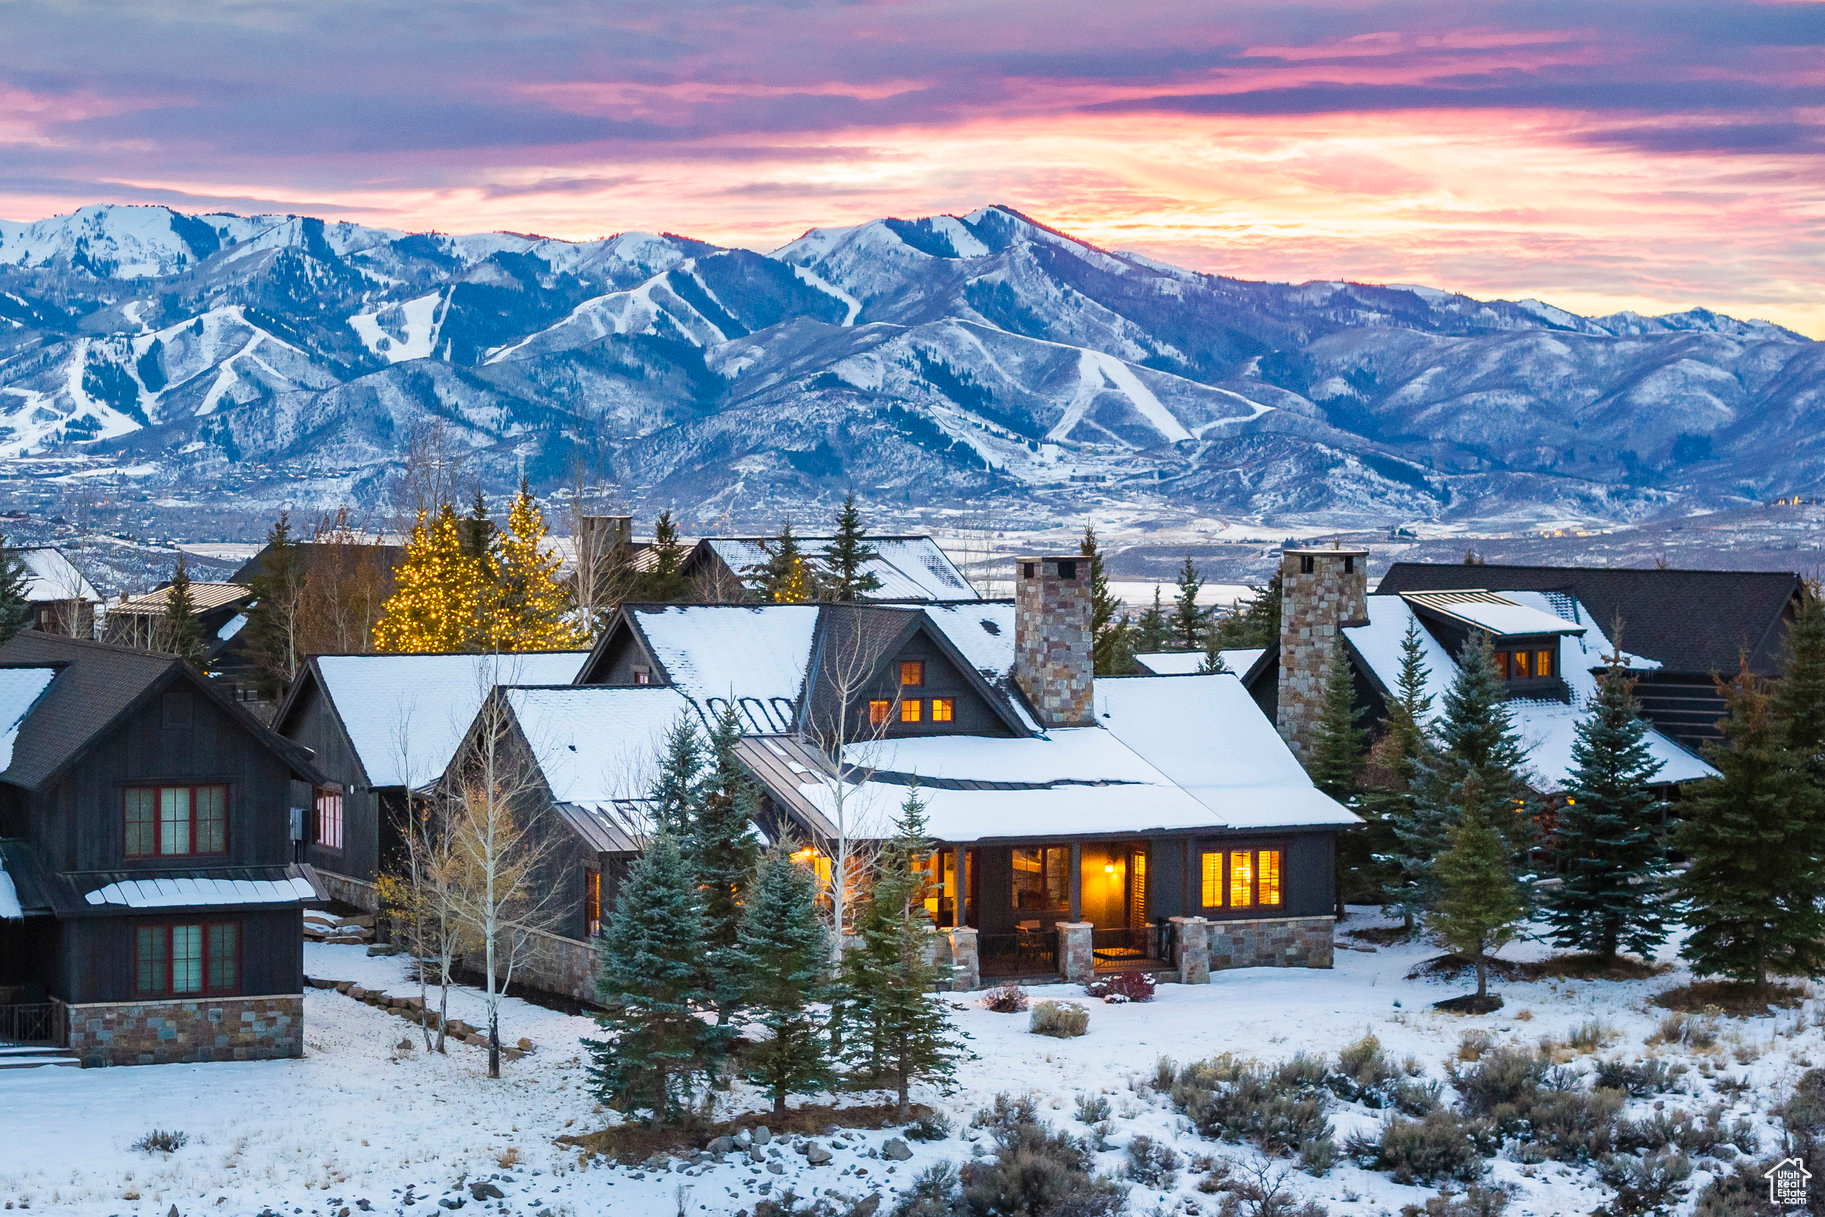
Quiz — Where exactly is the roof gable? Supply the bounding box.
[698,535,980,602]
[7,547,100,604]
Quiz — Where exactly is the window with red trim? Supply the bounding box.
[124,785,227,858]
[133,920,240,997]
[314,789,343,850]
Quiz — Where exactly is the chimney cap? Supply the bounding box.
[1284,546,1368,558]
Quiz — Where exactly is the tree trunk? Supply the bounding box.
[1475,952,1488,1001]
[774,1091,787,1119]
[488,1009,501,1079]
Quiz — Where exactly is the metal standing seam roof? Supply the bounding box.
[110,581,253,615]
[1398,590,1589,638]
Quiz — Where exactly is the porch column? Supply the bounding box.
[946,926,980,990]
[1056,921,1093,984]
[1169,916,1211,984]
[951,843,967,926]
[1068,842,1082,923]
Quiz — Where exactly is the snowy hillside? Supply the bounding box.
[0,202,1817,526]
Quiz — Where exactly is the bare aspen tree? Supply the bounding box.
[377,708,461,1053]
[301,509,394,655]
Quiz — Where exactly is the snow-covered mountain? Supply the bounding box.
[1,202,1818,526]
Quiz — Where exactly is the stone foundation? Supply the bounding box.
[476,926,599,1005]
[315,869,381,913]
[64,994,303,1067]
[1207,916,1335,970]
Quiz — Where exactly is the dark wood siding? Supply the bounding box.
[279,678,386,883]
[844,632,1014,740]
[60,909,302,1004]
[578,622,663,686]
[1191,830,1334,921]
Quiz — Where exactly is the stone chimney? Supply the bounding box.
[1014,555,1094,728]
[577,514,633,556]
[1276,546,1369,760]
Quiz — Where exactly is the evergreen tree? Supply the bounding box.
[1198,624,1230,674]
[1307,639,1365,800]
[1212,572,1283,650]
[1081,525,1132,676]
[241,512,307,696]
[695,704,762,1029]
[163,554,207,668]
[1775,585,1825,787]
[636,509,689,602]
[1434,775,1526,1004]
[584,829,715,1125]
[1677,666,1825,995]
[1172,555,1203,650]
[1136,586,1169,654]
[1367,619,1437,927]
[462,489,494,562]
[751,520,813,603]
[648,717,705,838]
[0,531,32,646]
[1543,660,1670,961]
[839,788,963,1117]
[1410,636,1534,917]
[736,844,834,1117]
[372,504,485,652]
[821,494,882,601]
[484,479,586,651]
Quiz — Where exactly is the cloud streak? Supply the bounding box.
[0,0,1820,333]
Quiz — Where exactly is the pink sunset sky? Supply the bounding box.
[4,1,1822,335]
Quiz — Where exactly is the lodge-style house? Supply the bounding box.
[0,633,326,1066]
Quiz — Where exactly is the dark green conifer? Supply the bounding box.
[163,554,207,669]
[1308,639,1365,800]
[736,844,833,1117]
[648,717,704,838]
[638,509,689,602]
[241,512,307,697]
[695,704,762,1029]
[821,494,882,601]
[0,531,30,646]
[1367,619,1437,927]
[1172,555,1203,650]
[1136,586,1169,654]
[1081,525,1132,676]
[1434,774,1525,1004]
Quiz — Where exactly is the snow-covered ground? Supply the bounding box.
[0,918,1805,1216]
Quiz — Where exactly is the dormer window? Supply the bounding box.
[1494,647,1556,681]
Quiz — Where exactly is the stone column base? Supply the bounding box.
[1207,915,1335,970]
[65,994,303,1067]
[1056,921,1094,984]
[945,927,980,991]
[1169,916,1212,983]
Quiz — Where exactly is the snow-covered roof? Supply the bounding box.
[1135,651,1203,676]
[84,875,318,908]
[217,612,248,642]
[920,602,1040,732]
[0,852,20,920]
[9,548,99,605]
[0,666,57,774]
[1399,590,1587,638]
[314,651,591,788]
[1096,675,1360,829]
[704,536,979,601]
[504,685,697,807]
[631,605,819,730]
[1344,594,1712,793]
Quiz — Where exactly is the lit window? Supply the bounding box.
[1200,852,1223,907]
[1536,648,1555,678]
[1011,846,1069,910]
[901,699,923,723]
[900,661,924,687]
[1493,650,1511,679]
[125,785,229,858]
[1258,850,1282,907]
[869,699,892,726]
[1229,851,1254,908]
[1512,649,1532,679]
[315,789,343,850]
[931,697,954,723]
[632,667,652,685]
[585,870,602,937]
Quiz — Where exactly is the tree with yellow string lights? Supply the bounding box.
[484,479,586,651]
[372,504,485,653]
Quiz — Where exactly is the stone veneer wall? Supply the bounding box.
[65,994,303,1067]
[1275,548,1368,760]
[479,926,599,1005]
[1014,555,1094,727]
[316,869,381,913]
[1206,916,1335,970]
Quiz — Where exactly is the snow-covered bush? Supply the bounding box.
[131,1129,188,1154]
[1029,999,1089,1038]
[1593,1148,1691,1217]
[1647,1011,1717,1050]
[1075,1093,1112,1124]
[1398,1183,1511,1217]
[901,1093,1126,1217]
[1452,1044,1625,1161]
[904,1110,953,1142]
[1593,1057,1685,1097]
[1167,1053,1333,1159]
[1085,972,1155,1003]
[1124,1133,1180,1187]
[980,985,1029,1014]
[1346,1110,1487,1185]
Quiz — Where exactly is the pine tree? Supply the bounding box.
[585,829,715,1125]
[839,788,963,1117]
[1199,624,1230,674]
[736,844,833,1117]
[485,479,586,651]
[1136,586,1169,654]
[648,718,705,838]
[372,504,485,653]
[751,521,813,604]
[1775,585,1825,787]
[1212,572,1283,650]
[1307,639,1365,800]
[163,554,207,668]
[695,704,762,1029]
[462,489,494,562]
[1410,636,1533,917]
[0,531,31,646]
[635,509,689,603]
[1081,525,1132,676]
[821,494,882,602]
[1543,660,1670,962]
[1368,619,1437,927]
[1172,555,1203,650]
[1678,665,1825,995]
[241,512,307,696]
[1434,774,1525,1004]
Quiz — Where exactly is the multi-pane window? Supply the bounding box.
[124,785,227,858]
[1011,846,1070,911]
[868,699,892,726]
[1494,646,1557,680]
[1199,848,1285,910]
[900,699,923,724]
[134,921,239,997]
[585,870,602,937]
[931,697,955,723]
[900,661,924,687]
[315,789,343,850]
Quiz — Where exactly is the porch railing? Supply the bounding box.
[1091,925,1171,970]
[977,930,1059,978]
[0,1002,63,1047]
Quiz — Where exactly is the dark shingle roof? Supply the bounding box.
[1375,563,1804,675]
[231,541,404,586]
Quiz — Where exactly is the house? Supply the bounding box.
[6,546,102,637]
[229,539,406,589]
[553,555,1356,992]
[270,650,592,910]
[1241,549,1725,797]
[0,633,326,1066]
[678,534,982,603]
[106,581,256,668]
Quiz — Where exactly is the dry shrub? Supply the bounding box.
[1029,1000,1088,1039]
